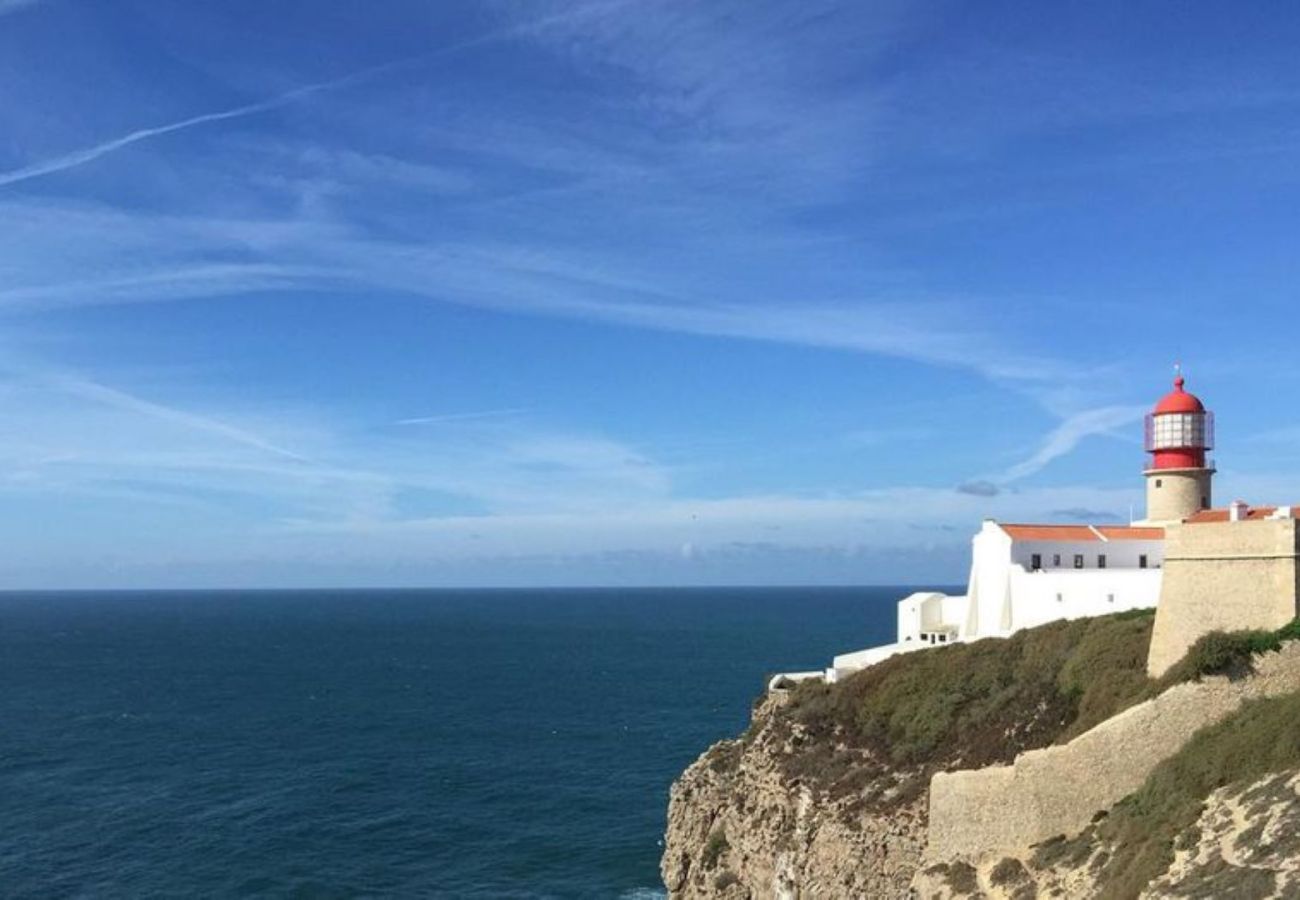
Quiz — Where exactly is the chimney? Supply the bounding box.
[1229,500,1249,522]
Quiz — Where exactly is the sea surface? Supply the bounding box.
[0,586,941,898]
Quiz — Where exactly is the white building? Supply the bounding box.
[816,521,1164,682]
[768,371,1212,692]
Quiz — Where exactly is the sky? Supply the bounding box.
[1,1,1299,589]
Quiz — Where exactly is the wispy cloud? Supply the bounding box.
[0,1,634,190]
[0,196,1063,388]
[0,360,671,526]
[0,0,44,16]
[996,405,1147,484]
[1004,405,1146,481]
[954,405,1147,497]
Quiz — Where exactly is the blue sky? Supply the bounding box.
[1,0,1298,588]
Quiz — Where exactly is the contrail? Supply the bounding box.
[53,373,314,463]
[397,408,528,426]
[0,1,632,190]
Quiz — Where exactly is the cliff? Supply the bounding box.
[662,611,1300,899]
[661,692,927,898]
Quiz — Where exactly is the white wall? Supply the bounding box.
[1009,537,1163,571]
[965,521,1163,639]
[966,522,1013,638]
[897,591,949,642]
[1007,569,1160,630]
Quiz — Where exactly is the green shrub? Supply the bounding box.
[989,856,1030,886]
[776,612,1300,816]
[1087,690,1300,899]
[1157,629,1280,686]
[788,610,1157,769]
[941,861,979,893]
[702,829,729,869]
[713,870,740,890]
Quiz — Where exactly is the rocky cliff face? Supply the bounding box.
[663,615,1300,899]
[661,695,927,899]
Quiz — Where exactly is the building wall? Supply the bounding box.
[1145,467,1213,524]
[1008,538,1162,571]
[927,643,1300,862]
[965,523,1012,637]
[1147,518,1300,677]
[896,592,950,642]
[1006,569,1160,631]
[964,522,1162,640]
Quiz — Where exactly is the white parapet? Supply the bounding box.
[766,670,825,692]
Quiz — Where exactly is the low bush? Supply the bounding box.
[1087,689,1300,899]
[787,610,1157,770]
[713,871,740,890]
[775,611,1300,818]
[989,857,1030,887]
[701,829,729,870]
[1156,629,1281,685]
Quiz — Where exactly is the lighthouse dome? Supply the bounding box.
[1153,375,1205,415]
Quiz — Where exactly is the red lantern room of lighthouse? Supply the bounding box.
[1142,371,1215,524]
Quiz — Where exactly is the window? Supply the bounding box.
[1031,553,1042,571]
[1098,554,1107,569]
[1053,553,1061,567]
[1139,554,1148,569]
[1155,478,1163,488]
[1074,554,1084,569]
[1202,496,1209,509]
[1055,593,1063,603]
[1107,594,1115,603]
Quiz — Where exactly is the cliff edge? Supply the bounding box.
[663,611,1300,899]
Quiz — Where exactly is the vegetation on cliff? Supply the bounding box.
[774,609,1300,819]
[1029,619,1300,899]
[777,609,1159,807]
[671,613,1300,897]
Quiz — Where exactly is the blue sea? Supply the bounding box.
[0,587,929,898]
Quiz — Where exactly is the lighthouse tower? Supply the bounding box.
[1143,370,1215,524]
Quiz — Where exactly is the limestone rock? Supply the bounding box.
[662,696,926,899]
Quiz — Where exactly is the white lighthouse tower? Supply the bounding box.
[1142,369,1215,524]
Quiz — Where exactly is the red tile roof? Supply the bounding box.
[1185,505,1295,524]
[1097,526,1166,541]
[998,523,1165,542]
[1000,524,1100,541]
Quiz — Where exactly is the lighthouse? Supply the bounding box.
[1143,369,1215,524]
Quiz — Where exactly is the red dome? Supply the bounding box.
[1153,375,1205,415]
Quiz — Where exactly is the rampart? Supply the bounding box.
[926,642,1300,862]
[1148,518,1300,677]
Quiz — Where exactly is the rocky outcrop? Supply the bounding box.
[661,696,926,899]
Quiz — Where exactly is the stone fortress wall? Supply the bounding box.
[1147,517,1300,677]
[926,642,1300,862]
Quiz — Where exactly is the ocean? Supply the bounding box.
[0,587,933,898]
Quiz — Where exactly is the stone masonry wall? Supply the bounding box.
[926,642,1300,862]
[1145,467,1212,525]
[1147,518,1300,677]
